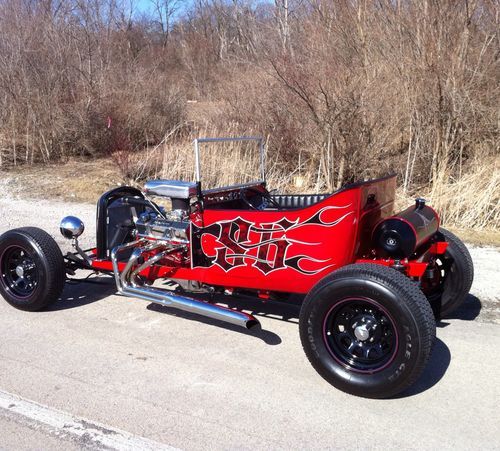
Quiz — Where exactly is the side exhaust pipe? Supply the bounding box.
[122,285,259,329]
[111,241,260,330]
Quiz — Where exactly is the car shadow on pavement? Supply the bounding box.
[146,303,283,345]
[49,276,117,311]
[446,293,482,321]
[394,337,451,398]
[397,294,480,397]
[437,293,482,328]
[49,277,283,344]
[216,293,302,325]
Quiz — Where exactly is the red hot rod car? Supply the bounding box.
[0,137,473,398]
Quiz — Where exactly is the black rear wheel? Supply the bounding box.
[433,228,474,317]
[0,227,65,311]
[299,263,435,398]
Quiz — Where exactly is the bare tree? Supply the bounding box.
[151,0,180,46]
[0,0,497,228]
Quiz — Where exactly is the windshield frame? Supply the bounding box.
[193,136,265,189]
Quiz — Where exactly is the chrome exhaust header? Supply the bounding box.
[111,241,260,330]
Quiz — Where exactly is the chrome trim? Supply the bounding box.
[60,216,92,264]
[119,247,144,290]
[111,239,147,292]
[194,138,201,182]
[144,180,197,198]
[60,216,85,239]
[129,246,180,286]
[73,237,92,265]
[124,285,259,329]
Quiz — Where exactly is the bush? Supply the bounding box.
[0,0,497,230]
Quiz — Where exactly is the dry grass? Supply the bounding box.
[445,227,500,247]
[0,159,122,203]
[125,125,334,195]
[429,161,500,230]
[396,156,500,231]
[2,152,498,245]
[127,134,500,238]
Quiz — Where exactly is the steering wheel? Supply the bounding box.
[239,187,282,211]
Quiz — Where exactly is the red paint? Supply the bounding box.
[406,261,428,278]
[355,258,428,278]
[430,241,448,255]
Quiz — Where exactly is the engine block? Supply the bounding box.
[135,210,189,243]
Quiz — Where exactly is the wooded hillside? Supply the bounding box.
[0,0,498,228]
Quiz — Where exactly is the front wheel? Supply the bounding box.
[299,263,435,398]
[0,227,65,311]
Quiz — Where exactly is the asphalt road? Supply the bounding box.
[0,196,499,450]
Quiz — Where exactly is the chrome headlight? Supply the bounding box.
[60,216,85,239]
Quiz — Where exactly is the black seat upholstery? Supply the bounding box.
[270,194,329,209]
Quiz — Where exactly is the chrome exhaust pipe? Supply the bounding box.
[111,242,260,330]
[111,239,147,293]
[123,285,259,329]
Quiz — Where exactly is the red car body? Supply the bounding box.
[89,174,442,295]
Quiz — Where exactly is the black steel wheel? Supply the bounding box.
[299,263,435,399]
[323,297,397,373]
[433,228,474,317]
[1,245,39,298]
[0,227,65,311]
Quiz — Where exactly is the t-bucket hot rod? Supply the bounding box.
[0,137,474,398]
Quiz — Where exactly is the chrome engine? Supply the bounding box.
[59,179,260,330]
[107,177,259,329]
[135,209,189,244]
[133,179,196,244]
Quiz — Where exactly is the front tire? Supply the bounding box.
[0,227,65,311]
[299,263,435,398]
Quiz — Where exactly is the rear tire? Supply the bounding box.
[0,227,65,311]
[435,228,474,317]
[299,263,435,399]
